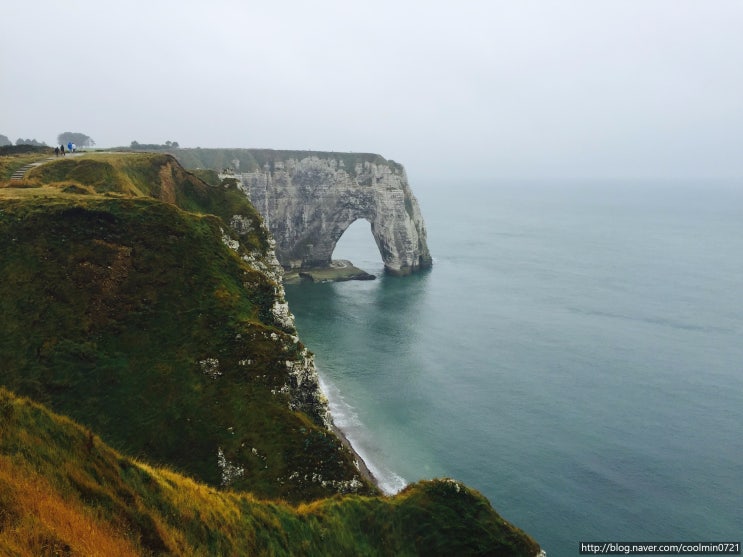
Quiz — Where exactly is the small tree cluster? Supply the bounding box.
[130,140,180,150]
[57,132,95,148]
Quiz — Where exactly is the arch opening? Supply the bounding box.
[331,219,384,277]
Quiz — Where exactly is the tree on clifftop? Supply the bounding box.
[57,132,95,148]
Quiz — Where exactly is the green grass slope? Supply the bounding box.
[26,152,269,249]
[1,153,366,503]
[0,388,540,556]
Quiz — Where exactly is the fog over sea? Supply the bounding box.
[284,180,743,555]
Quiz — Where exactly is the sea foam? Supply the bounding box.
[318,374,407,494]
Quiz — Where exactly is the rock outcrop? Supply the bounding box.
[234,155,431,274]
[173,149,432,275]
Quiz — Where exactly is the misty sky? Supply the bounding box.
[2,1,742,183]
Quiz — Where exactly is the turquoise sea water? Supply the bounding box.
[284,181,743,555]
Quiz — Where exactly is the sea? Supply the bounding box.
[283,180,743,556]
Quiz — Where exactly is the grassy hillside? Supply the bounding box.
[0,152,366,503]
[0,145,54,180]
[25,152,269,250]
[0,388,540,556]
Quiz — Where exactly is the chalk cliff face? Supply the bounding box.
[219,153,432,275]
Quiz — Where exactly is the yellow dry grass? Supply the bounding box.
[0,458,141,556]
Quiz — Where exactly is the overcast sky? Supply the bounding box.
[2,0,742,183]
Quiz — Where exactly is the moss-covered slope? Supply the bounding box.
[1,153,366,503]
[0,388,540,556]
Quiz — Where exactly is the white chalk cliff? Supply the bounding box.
[216,152,432,275]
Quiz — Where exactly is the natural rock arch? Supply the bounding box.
[226,153,432,275]
[330,217,377,262]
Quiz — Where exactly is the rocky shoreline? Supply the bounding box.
[328,422,378,489]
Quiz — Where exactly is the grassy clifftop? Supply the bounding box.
[26,152,269,244]
[162,147,405,176]
[0,151,541,555]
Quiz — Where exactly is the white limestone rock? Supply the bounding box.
[230,155,432,275]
